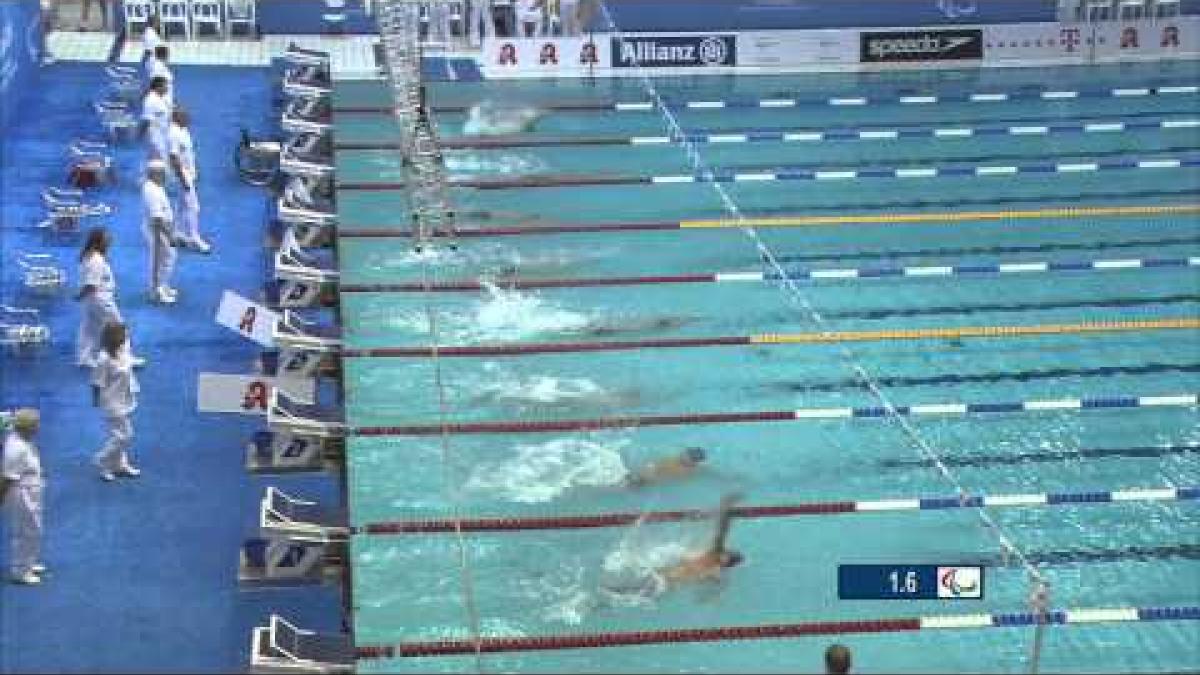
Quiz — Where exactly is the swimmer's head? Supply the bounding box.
[721,550,744,568]
[681,447,707,464]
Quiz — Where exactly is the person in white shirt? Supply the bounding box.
[76,228,146,368]
[145,45,175,108]
[168,109,210,253]
[142,16,163,66]
[1,409,46,585]
[139,76,171,160]
[142,160,178,304]
[91,323,142,482]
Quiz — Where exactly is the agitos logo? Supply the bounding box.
[860,29,983,62]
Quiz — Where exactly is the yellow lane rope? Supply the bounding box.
[750,317,1200,344]
[682,204,1200,229]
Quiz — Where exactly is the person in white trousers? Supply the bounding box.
[142,16,163,67]
[76,228,146,368]
[145,45,175,108]
[168,109,210,253]
[91,322,141,482]
[138,76,171,161]
[1,409,46,585]
[142,160,178,304]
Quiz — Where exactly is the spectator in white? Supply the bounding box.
[142,15,163,67]
[91,323,141,482]
[168,108,210,253]
[138,76,171,160]
[518,0,544,37]
[145,45,175,108]
[76,228,146,368]
[142,160,178,304]
[1,409,46,585]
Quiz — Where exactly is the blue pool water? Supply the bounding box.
[333,61,1200,673]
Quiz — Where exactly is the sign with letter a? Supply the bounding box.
[216,290,280,347]
[197,373,317,415]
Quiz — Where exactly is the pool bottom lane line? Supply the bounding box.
[341,317,1200,358]
[354,605,1200,658]
[350,393,1199,436]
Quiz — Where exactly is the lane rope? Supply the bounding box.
[331,81,1200,115]
[354,604,1200,658]
[338,255,1200,293]
[341,318,1200,358]
[349,393,1200,436]
[334,152,1200,190]
[357,485,1200,535]
[335,203,1200,238]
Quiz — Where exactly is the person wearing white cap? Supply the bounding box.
[1,409,46,585]
[145,45,175,108]
[142,159,178,304]
[168,108,210,253]
[138,75,172,160]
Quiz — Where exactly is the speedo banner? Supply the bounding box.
[860,28,984,62]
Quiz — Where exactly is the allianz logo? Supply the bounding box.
[618,36,729,65]
[868,34,974,58]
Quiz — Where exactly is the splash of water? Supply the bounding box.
[469,281,593,341]
[463,436,630,503]
[462,99,543,135]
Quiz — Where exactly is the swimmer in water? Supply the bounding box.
[584,316,690,337]
[659,492,744,586]
[464,101,544,135]
[625,447,707,488]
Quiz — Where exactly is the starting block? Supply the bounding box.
[249,615,353,674]
[268,219,334,250]
[281,95,332,135]
[246,431,344,474]
[239,535,346,587]
[267,388,346,439]
[261,348,341,380]
[273,310,343,355]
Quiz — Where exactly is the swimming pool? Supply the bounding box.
[330,59,1199,673]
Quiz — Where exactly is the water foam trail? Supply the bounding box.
[463,436,631,503]
[463,100,544,136]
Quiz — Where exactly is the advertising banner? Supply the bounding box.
[483,37,610,75]
[983,17,1198,62]
[860,28,984,62]
[610,34,737,67]
[735,30,857,66]
[215,290,280,348]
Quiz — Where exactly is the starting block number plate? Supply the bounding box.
[197,373,316,415]
[216,290,280,347]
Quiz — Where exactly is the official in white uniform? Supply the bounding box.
[91,323,141,482]
[168,109,210,253]
[145,45,174,108]
[142,160,178,304]
[142,17,163,66]
[2,409,46,585]
[76,228,121,367]
[139,76,172,160]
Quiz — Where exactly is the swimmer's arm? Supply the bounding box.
[708,492,742,555]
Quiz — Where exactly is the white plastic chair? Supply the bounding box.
[1085,0,1114,20]
[225,0,257,37]
[1154,0,1180,18]
[159,0,192,39]
[1118,0,1146,19]
[123,0,154,38]
[189,0,224,37]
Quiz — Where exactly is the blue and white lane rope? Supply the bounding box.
[648,155,1200,183]
[610,83,1200,112]
[725,255,1200,283]
[628,116,1200,145]
[799,394,1199,421]
[924,605,1200,630]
